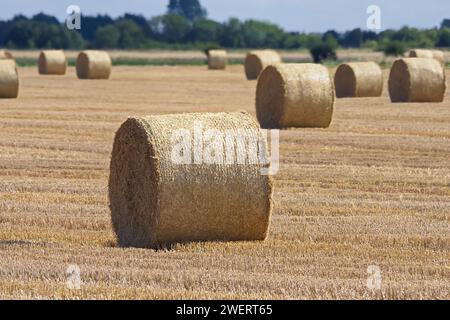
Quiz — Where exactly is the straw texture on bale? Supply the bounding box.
[38,50,67,75]
[76,50,111,79]
[0,59,19,98]
[256,63,335,128]
[245,50,282,80]
[334,62,383,98]
[109,112,273,249]
[207,50,227,70]
[389,58,446,103]
[0,50,13,60]
[409,49,445,64]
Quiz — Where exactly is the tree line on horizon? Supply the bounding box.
[0,0,449,58]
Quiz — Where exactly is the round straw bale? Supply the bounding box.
[38,50,67,75]
[389,58,446,103]
[0,49,13,60]
[0,59,19,99]
[207,49,227,70]
[255,63,335,128]
[409,49,445,64]
[109,112,273,249]
[245,50,282,80]
[76,50,111,79]
[334,62,383,98]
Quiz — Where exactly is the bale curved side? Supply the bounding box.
[0,50,13,60]
[207,50,227,70]
[245,50,282,80]
[0,60,19,98]
[334,62,383,98]
[38,50,67,75]
[109,112,274,249]
[76,50,111,79]
[389,58,446,103]
[255,63,335,128]
[409,49,445,64]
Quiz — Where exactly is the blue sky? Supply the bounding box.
[1,0,448,32]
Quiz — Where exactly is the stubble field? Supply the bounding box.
[0,62,449,299]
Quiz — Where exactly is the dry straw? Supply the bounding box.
[334,62,383,98]
[38,50,67,75]
[207,49,227,70]
[409,49,445,64]
[245,50,282,80]
[256,63,335,128]
[109,112,274,249]
[389,58,446,103]
[0,59,19,98]
[0,50,13,60]
[76,50,111,79]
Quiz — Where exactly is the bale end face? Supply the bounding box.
[245,50,282,80]
[109,112,273,249]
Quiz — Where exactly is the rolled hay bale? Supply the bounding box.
[245,50,282,80]
[207,49,227,70]
[389,58,446,103]
[0,49,13,60]
[38,50,67,75]
[76,50,111,79]
[109,112,273,249]
[409,49,445,64]
[0,59,19,99]
[256,63,335,128]
[334,62,383,98]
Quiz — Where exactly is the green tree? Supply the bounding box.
[220,18,244,47]
[167,0,207,22]
[115,19,145,48]
[149,14,191,43]
[4,20,35,48]
[189,19,222,42]
[241,20,285,48]
[437,27,450,47]
[441,19,450,29]
[94,25,120,48]
[342,28,363,47]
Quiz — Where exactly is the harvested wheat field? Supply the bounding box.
[0,64,449,300]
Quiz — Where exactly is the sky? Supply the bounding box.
[0,0,448,32]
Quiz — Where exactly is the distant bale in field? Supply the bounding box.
[409,49,445,64]
[256,63,335,128]
[207,50,227,70]
[38,50,67,75]
[76,50,111,79]
[0,50,13,60]
[389,58,446,103]
[109,112,273,249]
[245,50,282,80]
[0,59,19,99]
[334,62,383,98]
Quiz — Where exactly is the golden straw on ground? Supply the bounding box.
[334,62,383,98]
[245,50,282,80]
[76,50,111,79]
[256,63,335,128]
[109,112,274,249]
[38,50,67,75]
[207,50,227,70]
[0,59,19,98]
[389,58,446,103]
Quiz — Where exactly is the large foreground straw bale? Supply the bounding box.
[256,63,335,128]
[109,112,273,249]
[389,58,446,103]
[409,49,445,64]
[0,59,19,98]
[0,50,13,60]
[245,50,282,80]
[38,50,67,75]
[76,50,111,79]
[334,62,383,98]
[207,50,227,70]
